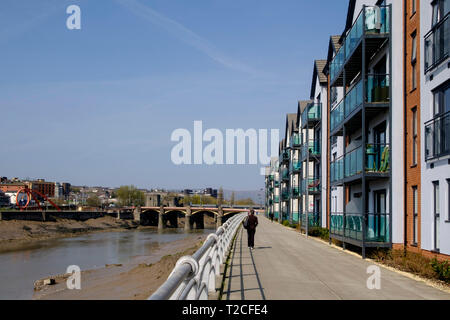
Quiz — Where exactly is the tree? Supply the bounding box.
[230,191,235,207]
[235,198,254,206]
[116,185,145,207]
[86,195,101,207]
[218,187,224,207]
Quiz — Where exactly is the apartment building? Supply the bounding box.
[265,0,448,259]
[420,0,449,257]
[265,157,280,221]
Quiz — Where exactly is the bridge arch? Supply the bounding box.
[141,209,159,226]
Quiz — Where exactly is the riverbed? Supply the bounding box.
[0,227,213,299]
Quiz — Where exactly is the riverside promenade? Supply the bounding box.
[221,216,450,300]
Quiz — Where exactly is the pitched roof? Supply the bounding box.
[315,60,328,84]
[331,35,341,52]
[296,100,313,127]
[285,113,298,141]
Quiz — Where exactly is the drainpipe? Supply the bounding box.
[403,0,408,255]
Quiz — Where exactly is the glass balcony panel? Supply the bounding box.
[330,100,344,132]
[344,80,364,117]
[344,146,363,178]
[366,74,390,103]
[345,11,364,60]
[366,213,390,242]
[330,212,344,236]
[366,143,390,173]
[364,6,390,35]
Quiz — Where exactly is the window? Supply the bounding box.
[412,186,418,245]
[433,181,440,250]
[411,32,417,90]
[433,81,450,116]
[412,107,418,165]
[432,0,450,26]
[412,0,416,15]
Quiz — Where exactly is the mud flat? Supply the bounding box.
[32,235,207,300]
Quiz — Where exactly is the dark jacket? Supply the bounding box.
[247,214,258,230]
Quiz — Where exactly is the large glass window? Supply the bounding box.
[433,81,450,115]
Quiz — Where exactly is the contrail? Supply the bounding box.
[115,0,264,76]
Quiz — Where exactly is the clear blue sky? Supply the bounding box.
[0,0,347,190]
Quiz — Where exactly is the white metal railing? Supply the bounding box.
[148,213,246,300]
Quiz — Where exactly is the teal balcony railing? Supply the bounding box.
[344,146,363,178]
[330,5,391,83]
[302,103,321,127]
[331,75,389,131]
[281,168,289,181]
[366,74,390,103]
[366,143,390,173]
[274,195,280,203]
[330,100,344,132]
[274,180,280,187]
[330,157,344,183]
[290,160,302,173]
[425,111,450,161]
[280,150,290,163]
[330,212,390,243]
[274,211,279,219]
[281,190,290,201]
[300,140,321,160]
[292,211,300,223]
[290,133,302,148]
[301,177,321,194]
[300,212,321,228]
[344,79,364,117]
[282,207,289,220]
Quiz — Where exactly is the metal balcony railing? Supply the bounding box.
[301,103,321,127]
[330,157,344,183]
[330,212,390,243]
[343,143,390,179]
[425,111,450,161]
[300,177,321,194]
[290,133,302,148]
[425,13,449,73]
[300,212,321,228]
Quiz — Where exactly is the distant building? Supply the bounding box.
[0,191,10,207]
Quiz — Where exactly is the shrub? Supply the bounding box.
[430,258,450,282]
[308,227,329,240]
[282,220,290,226]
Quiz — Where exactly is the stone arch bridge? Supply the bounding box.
[130,206,263,230]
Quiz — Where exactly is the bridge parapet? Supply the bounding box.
[148,213,245,300]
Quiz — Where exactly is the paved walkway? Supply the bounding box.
[221,216,450,300]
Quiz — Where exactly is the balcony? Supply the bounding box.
[290,160,302,173]
[300,212,321,229]
[300,177,321,195]
[425,111,450,161]
[282,207,289,220]
[300,140,321,161]
[292,210,300,223]
[301,103,321,128]
[343,144,390,181]
[281,168,290,181]
[292,186,301,198]
[330,75,389,134]
[290,133,302,148]
[274,195,280,203]
[274,180,280,187]
[330,157,344,184]
[330,5,391,84]
[280,150,290,164]
[425,13,449,73]
[330,212,391,244]
[281,190,290,202]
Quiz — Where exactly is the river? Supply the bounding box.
[0,228,214,300]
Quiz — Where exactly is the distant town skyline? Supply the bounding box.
[0,0,347,190]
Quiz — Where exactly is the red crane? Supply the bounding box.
[16,187,61,212]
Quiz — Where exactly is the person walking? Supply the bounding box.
[269,212,274,222]
[244,209,258,250]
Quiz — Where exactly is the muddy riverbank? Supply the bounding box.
[32,235,206,300]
